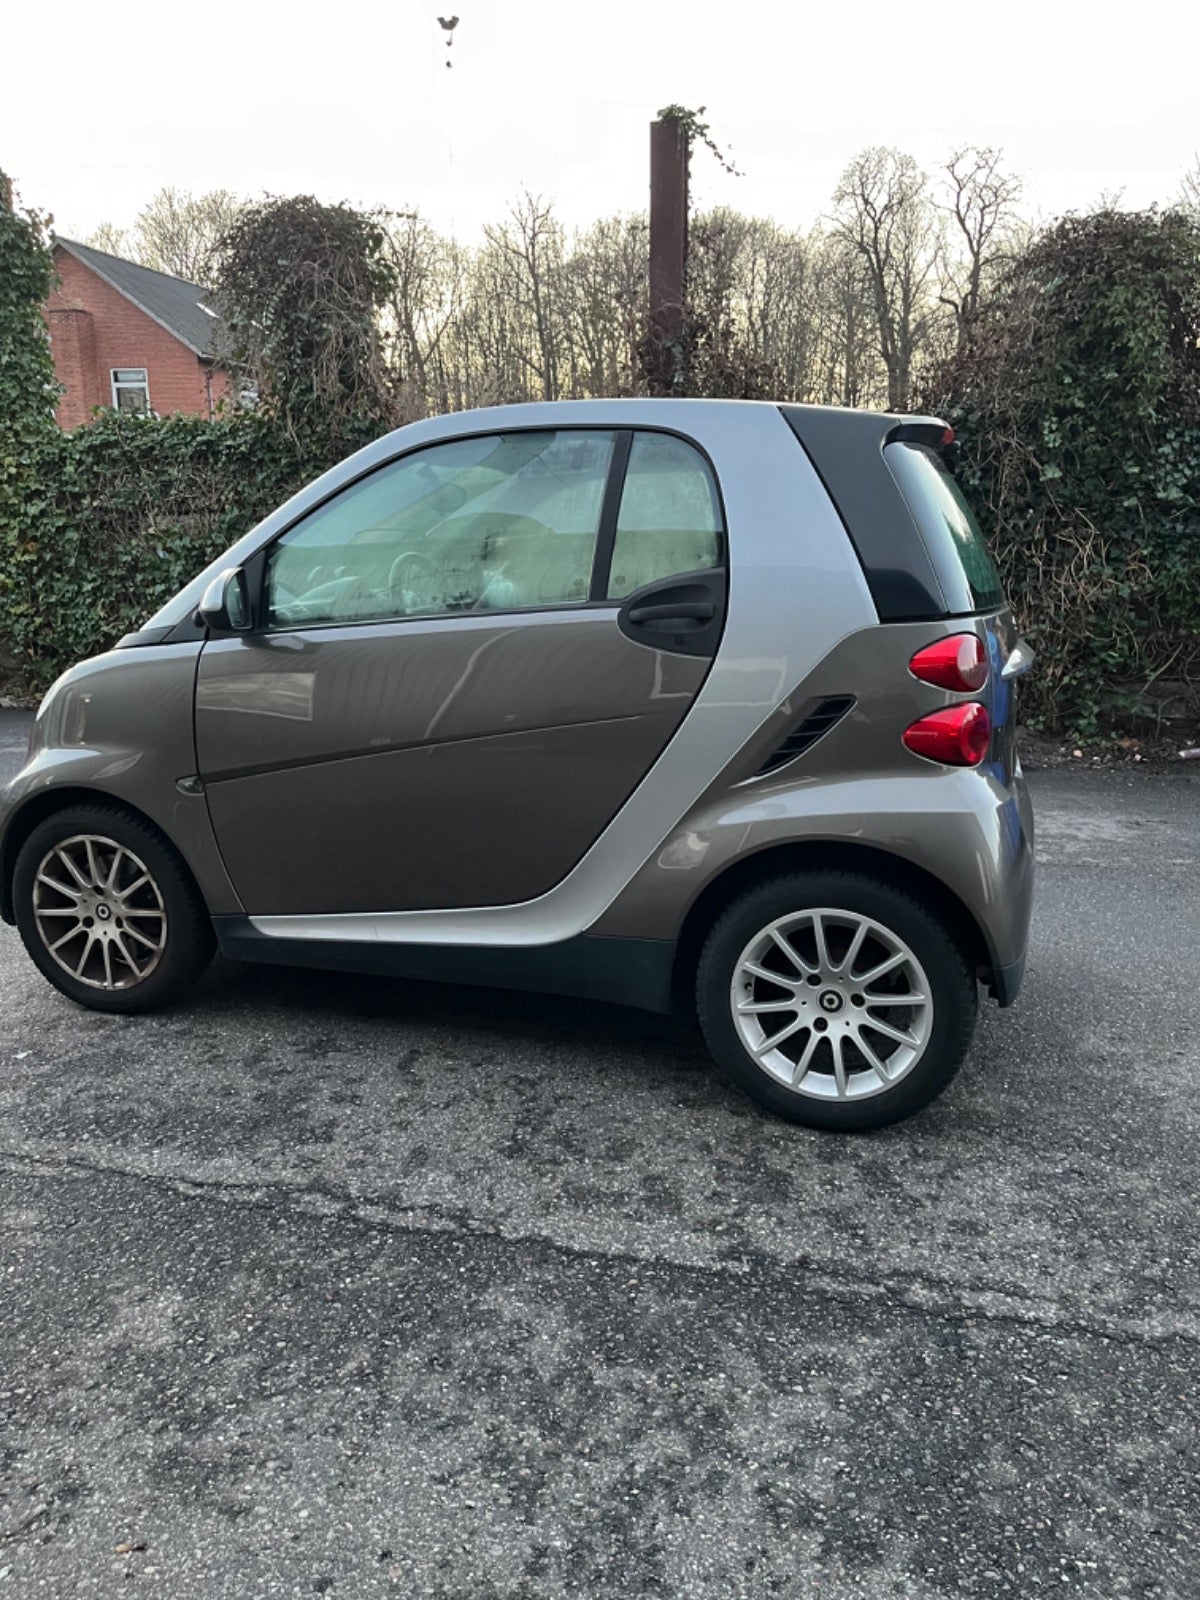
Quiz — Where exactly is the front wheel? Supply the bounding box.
[13,804,215,1014]
[696,872,978,1131]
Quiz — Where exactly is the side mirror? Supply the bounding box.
[196,567,251,634]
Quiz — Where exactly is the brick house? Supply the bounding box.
[46,239,232,428]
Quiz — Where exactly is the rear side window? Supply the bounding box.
[606,433,723,600]
[884,442,1004,613]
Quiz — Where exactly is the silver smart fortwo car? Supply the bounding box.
[0,400,1034,1130]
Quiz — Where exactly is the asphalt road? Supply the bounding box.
[1,704,1198,1599]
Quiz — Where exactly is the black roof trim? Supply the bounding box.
[779,404,949,621]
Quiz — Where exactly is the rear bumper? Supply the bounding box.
[991,954,1026,1008]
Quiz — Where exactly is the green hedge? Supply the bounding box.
[0,412,316,686]
[926,209,1200,735]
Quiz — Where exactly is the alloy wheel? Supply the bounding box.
[31,834,168,991]
[730,908,934,1100]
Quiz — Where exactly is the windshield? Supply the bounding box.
[884,441,1004,613]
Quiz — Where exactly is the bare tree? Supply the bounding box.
[84,221,132,257]
[449,239,536,407]
[937,147,1023,346]
[833,148,942,410]
[724,216,817,400]
[382,211,468,417]
[560,214,647,395]
[84,190,242,281]
[809,233,883,407]
[482,193,566,400]
[681,209,817,399]
[1180,156,1200,214]
[134,188,243,283]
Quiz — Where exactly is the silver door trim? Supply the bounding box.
[236,402,879,947]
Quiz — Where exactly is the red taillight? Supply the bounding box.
[903,703,991,767]
[941,426,956,447]
[909,634,989,692]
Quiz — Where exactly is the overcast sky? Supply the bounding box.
[4,0,1198,243]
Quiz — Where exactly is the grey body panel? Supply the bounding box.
[592,614,1034,972]
[196,613,707,914]
[229,402,881,946]
[0,647,241,920]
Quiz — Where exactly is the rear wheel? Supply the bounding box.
[13,804,215,1013]
[696,872,977,1131]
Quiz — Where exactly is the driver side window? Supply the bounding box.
[266,430,615,629]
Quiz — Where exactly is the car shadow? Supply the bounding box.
[202,953,710,1071]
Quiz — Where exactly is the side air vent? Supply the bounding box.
[756,696,856,776]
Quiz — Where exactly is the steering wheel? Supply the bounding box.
[388,550,441,611]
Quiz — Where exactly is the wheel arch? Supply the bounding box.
[670,839,995,1012]
[1,787,184,925]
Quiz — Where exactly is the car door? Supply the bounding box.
[194,426,727,916]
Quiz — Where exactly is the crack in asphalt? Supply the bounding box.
[4,1143,1196,1354]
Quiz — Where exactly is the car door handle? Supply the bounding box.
[625,600,716,626]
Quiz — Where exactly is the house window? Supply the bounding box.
[111,368,150,414]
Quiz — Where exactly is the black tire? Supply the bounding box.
[13,803,215,1014]
[696,871,977,1131]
